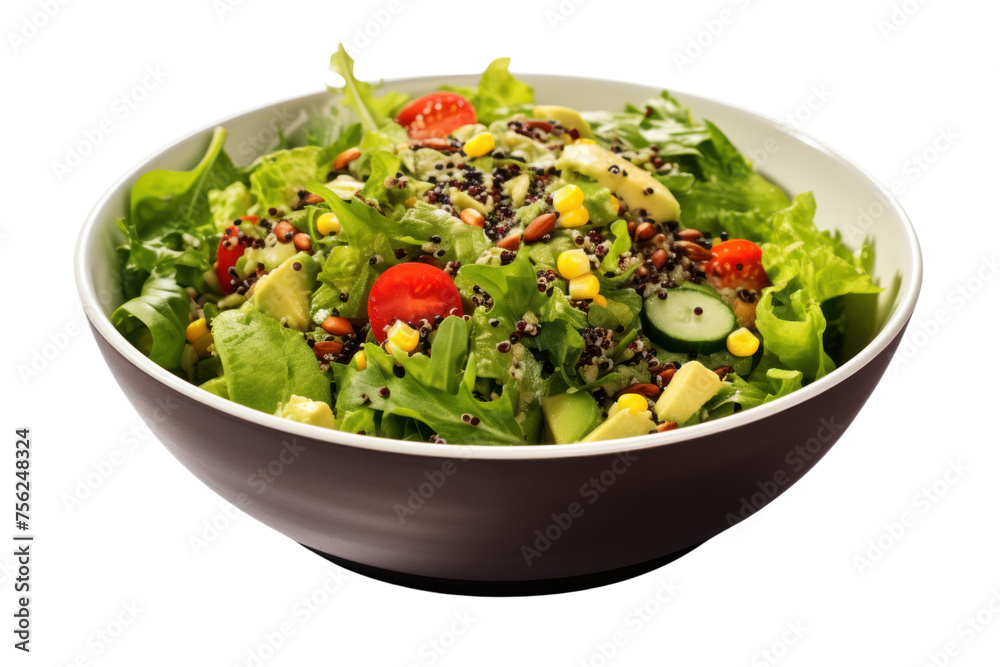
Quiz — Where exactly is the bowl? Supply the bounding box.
[75,74,922,596]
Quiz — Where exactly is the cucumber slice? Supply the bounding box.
[641,289,736,354]
[675,280,721,298]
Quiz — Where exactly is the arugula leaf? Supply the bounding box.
[598,219,642,287]
[111,267,191,370]
[335,317,525,444]
[706,363,804,418]
[440,57,534,124]
[211,304,331,413]
[458,251,587,386]
[116,217,211,292]
[130,127,242,237]
[357,150,433,216]
[328,44,409,133]
[584,91,709,155]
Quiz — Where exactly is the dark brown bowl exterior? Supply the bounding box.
[89,317,908,591]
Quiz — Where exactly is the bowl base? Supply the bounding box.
[301,543,704,597]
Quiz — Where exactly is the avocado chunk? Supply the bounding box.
[581,403,657,442]
[244,241,297,273]
[541,391,602,444]
[275,394,336,428]
[533,104,593,139]
[250,251,320,331]
[557,142,680,223]
[654,361,723,424]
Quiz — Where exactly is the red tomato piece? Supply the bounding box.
[395,92,476,140]
[704,239,769,292]
[216,225,246,295]
[368,263,463,342]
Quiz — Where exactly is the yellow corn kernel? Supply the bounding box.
[557,249,590,280]
[403,196,417,208]
[190,333,214,358]
[558,206,590,228]
[612,197,621,214]
[617,393,648,414]
[552,184,584,213]
[186,318,209,343]
[355,350,367,371]
[726,327,760,357]
[592,294,608,308]
[575,137,597,145]
[387,320,420,353]
[463,132,495,158]
[568,273,600,300]
[316,212,341,235]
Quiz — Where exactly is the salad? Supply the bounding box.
[111,46,880,446]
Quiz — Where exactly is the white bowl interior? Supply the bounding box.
[76,75,920,459]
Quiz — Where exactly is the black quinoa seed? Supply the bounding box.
[393,366,405,378]
[471,417,480,426]
[379,387,390,398]
[489,318,500,327]
[292,262,302,271]
[694,307,703,315]
[497,341,512,353]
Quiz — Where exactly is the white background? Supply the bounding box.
[3,0,999,664]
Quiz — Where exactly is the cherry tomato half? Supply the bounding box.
[368,263,463,342]
[216,225,246,295]
[394,92,476,140]
[704,239,769,292]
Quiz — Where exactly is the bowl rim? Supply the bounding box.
[75,73,923,461]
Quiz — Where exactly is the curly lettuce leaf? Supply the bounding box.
[249,146,329,213]
[207,181,252,230]
[211,304,331,413]
[756,194,881,380]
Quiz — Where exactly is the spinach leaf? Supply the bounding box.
[130,127,241,236]
[111,267,191,370]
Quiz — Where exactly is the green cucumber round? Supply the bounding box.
[641,288,736,354]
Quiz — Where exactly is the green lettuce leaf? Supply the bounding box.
[756,194,881,380]
[458,250,588,386]
[249,146,329,212]
[328,44,409,133]
[441,57,534,124]
[208,181,253,231]
[335,317,525,444]
[211,304,331,413]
